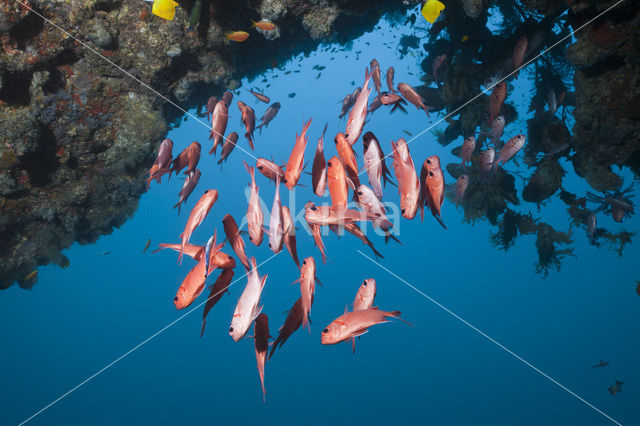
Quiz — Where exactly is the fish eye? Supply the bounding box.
[327,161,332,167]
[311,206,317,211]
[303,259,306,265]
[249,236,252,241]
[357,191,362,196]
[429,171,434,177]
[322,328,329,334]
[426,158,431,164]
[229,327,233,333]
[401,208,405,214]
[345,133,349,138]
[174,296,178,301]
[363,280,367,287]
[268,243,271,248]
[257,166,263,170]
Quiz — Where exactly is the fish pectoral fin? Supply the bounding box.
[350,329,369,339]
[253,305,264,322]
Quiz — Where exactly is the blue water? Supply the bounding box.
[2,11,639,426]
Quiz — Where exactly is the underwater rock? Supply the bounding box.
[566,0,640,188]
[0,0,419,289]
[522,156,565,204]
[461,0,485,19]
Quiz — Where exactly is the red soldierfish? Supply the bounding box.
[363,132,394,199]
[170,141,201,177]
[397,82,431,116]
[455,174,469,207]
[419,155,446,229]
[488,115,505,146]
[269,297,305,359]
[370,59,382,94]
[512,36,528,79]
[335,132,360,190]
[282,206,300,269]
[178,189,218,264]
[321,308,410,345]
[222,214,250,271]
[217,132,239,165]
[257,102,281,133]
[495,134,526,168]
[205,96,217,120]
[380,93,403,105]
[354,279,376,311]
[386,67,396,94]
[229,257,267,342]
[304,203,383,227]
[153,242,204,261]
[256,157,285,182]
[284,119,312,190]
[487,81,507,126]
[222,90,233,107]
[237,101,256,150]
[339,92,354,120]
[254,313,269,402]
[245,162,264,246]
[312,123,328,197]
[433,53,447,85]
[249,89,270,104]
[201,268,234,337]
[174,231,224,310]
[460,136,476,168]
[327,155,353,208]
[268,175,285,253]
[479,147,495,175]
[174,169,201,215]
[356,184,393,232]
[346,67,373,146]
[146,138,173,188]
[295,256,317,331]
[209,100,229,154]
[391,138,420,220]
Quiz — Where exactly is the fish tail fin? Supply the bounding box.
[384,232,401,245]
[434,214,447,230]
[246,133,255,150]
[351,337,356,354]
[216,156,223,165]
[369,241,384,260]
[389,311,414,327]
[200,320,206,338]
[173,200,182,214]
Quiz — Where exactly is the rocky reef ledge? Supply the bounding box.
[0,0,418,289]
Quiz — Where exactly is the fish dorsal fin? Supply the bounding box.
[260,274,268,291]
[344,305,349,315]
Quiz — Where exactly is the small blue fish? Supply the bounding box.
[204,235,214,278]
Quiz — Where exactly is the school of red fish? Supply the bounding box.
[146,46,527,400]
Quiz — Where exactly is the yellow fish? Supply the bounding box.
[461,35,469,42]
[152,0,179,21]
[421,0,445,24]
[251,20,276,31]
[225,31,250,42]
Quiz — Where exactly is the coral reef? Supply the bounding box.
[0,0,420,288]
